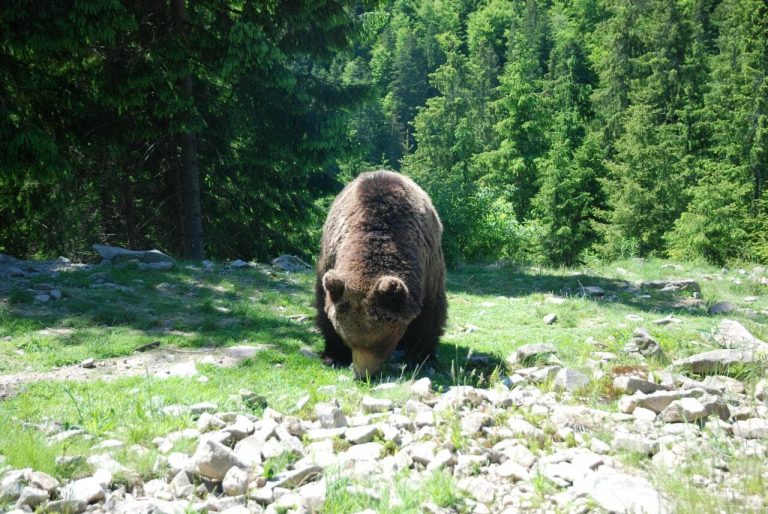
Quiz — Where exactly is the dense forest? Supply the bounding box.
[1,0,766,266]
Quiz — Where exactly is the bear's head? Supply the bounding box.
[322,269,419,377]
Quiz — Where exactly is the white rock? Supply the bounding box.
[713,319,768,351]
[410,377,432,397]
[345,424,380,444]
[755,379,767,402]
[315,401,347,428]
[342,442,384,462]
[297,480,327,511]
[633,407,657,422]
[553,368,590,392]
[170,471,194,498]
[190,402,218,415]
[614,376,667,394]
[543,313,557,325]
[16,486,49,508]
[660,398,708,423]
[408,441,437,465]
[426,449,455,471]
[233,435,266,467]
[28,471,59,492]
[222,466,249,496]
[500,443,537,468]
[576,472,666,514]
[496,460,530,481]
[60,477,106,504]
[362,395,393,413]
[189,439,246,480]
[732,418,768,439]
[612,434,659,455]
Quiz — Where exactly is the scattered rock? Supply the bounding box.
[361,396,393,413]
[543,313,557,325]
[509,343,558,365]
[640,279,700,293]
[188,440,246,481]
[80,358,96,369]
[577,472,666,514]
[713,319,768,352]
[652,315,683,325]
[553,368,590,392]
[613,376,668,394]
[93,244,174,265]
[271,255,312,273]
[709,301,736,315]
[580,286,605,297]
[674,349,759,374]
[625,328,668,362]
[732,419,768,439]
[660,398,708,423]
[315,401,347,428]
[60,477,106,505]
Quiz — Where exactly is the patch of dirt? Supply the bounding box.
[0,346,255,401]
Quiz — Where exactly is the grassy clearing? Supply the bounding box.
[0,258,766,510]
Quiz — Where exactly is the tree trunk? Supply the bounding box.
[171,0,204,260]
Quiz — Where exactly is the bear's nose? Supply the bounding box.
[351,350,384,379]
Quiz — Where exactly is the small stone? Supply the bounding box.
[345,425,379,445]
[190,402,218,415]
[543,313,557,325]
[189,439,246,480]
[709,301,736,315]
[170,471,194,498]
[637,390,702,413]
[755,379,768,402]
[408,441,438,465]
[577,472,665,514]
[713,319,768,351]
[315,401,347,428]
[674,349,758,374]
[553,368,590,392]
[625,328,668,362]
[16,486,49,508]
[60,477,106,504]
[361,396,393,413]
[580,286,605,297]
[502,444,537,468]
[732,418,768,439]
[342,443,385,462]
[46,499,88,513]
[613,376,667,395]
[509,343,557,365]
[410,377,432,397]
[632,407,657,421]
[426,449,455,471]
[28,471,59,492]
[496,460,530,481]
[652,315,683,325]
[222,466,249,496]
[50,289,63,300]
[612,434,659,455]
[34,294,50,302]
[660,398,708,423]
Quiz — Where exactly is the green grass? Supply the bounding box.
[1,257,767,509]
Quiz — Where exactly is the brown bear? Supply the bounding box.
[315,170,447,377]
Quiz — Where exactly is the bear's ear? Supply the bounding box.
[374,275,408,302]
[323,270,345,303]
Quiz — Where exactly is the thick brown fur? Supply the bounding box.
[315,170,447,374]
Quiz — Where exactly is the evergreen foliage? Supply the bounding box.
[1,0,766,265]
